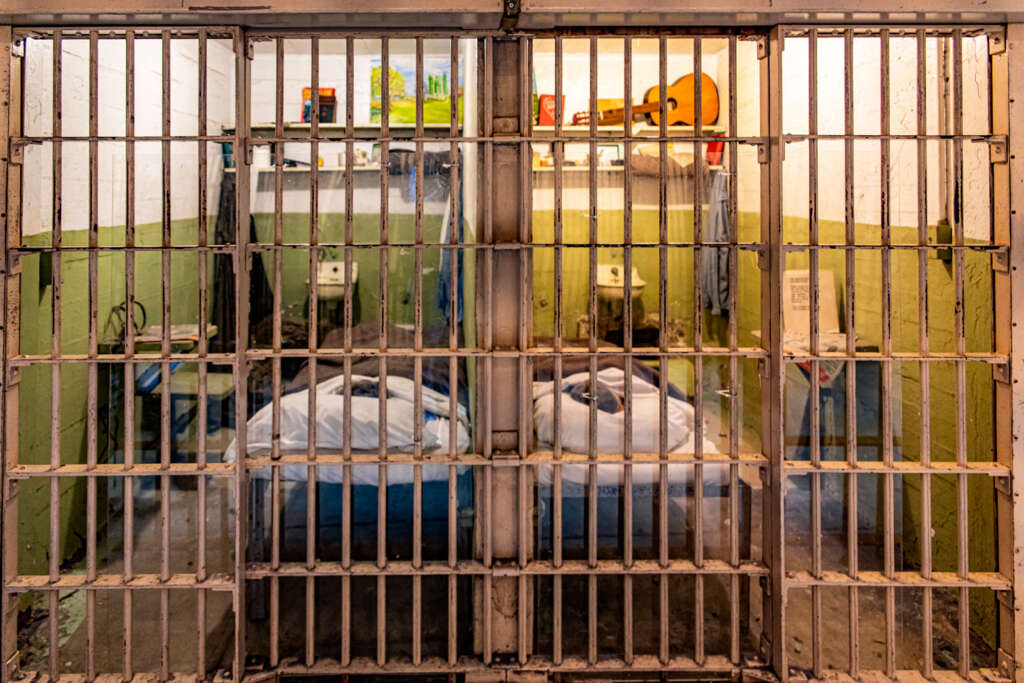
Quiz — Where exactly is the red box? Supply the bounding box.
[538,94,565,126]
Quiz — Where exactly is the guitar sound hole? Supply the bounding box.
[666,98,678,110]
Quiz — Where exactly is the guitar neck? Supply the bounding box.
[596,100,663,124]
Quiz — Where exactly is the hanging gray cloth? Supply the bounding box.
[700,169,730,316]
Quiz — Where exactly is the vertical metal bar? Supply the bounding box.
[916,27,934,681]
[307,36,321,669]
[519,36,532,668]
[552,34,565,669]
[85,30,99,682]
[196,30,210,674]
[344,37,355,354]
[764,26,787,678]
[410,36,425,669]
[807,27,824,681]
[48,31,62,681]
[266,36,284,671]
[377,39,391,669]
[231,26,252,680]
[448,354,458,666]
[842,28,860,677]
[879,28,896,680]
[951,28,971,678]
[657,33,669,668]
[342,52,354,670]
[553,35,563,353]
[584,36,599,668]
[622,33,634,669]
[310,35,320,352]
[727,33,741,668]
[123,28,135,680]
[445,46,459,674]
[159,30,173,683]
[692,35,706,669]
[380,36,390,349]
[449,36,460,353]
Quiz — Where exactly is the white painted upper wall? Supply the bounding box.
[16,34,995,237]
[20,36,235,235]
[736,32,991,236]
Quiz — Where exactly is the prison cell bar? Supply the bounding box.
[879,28,897,678]
[123,28,137,680]
[806,27,824,680]
[587,35,599,667]
[552,33,565,668]
[342,36,356,664]
[915,28,934,681]
[763,25,786,677]
[411,35,425,669]
[232,25,251,681]
[85,28,100,681]
[622,33,635,667]
[377,35,390,669]
[196,26,210,675]
[520,34,533,669]
[692,36,706,668]
[448,36,463,669]
[657,34,670,667]
[726,33,742,668]
[268,34,285,670]
[305,34,320,669]
[48,28,62,683]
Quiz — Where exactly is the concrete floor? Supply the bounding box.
[17,480,237,678]
[13,395,997,678]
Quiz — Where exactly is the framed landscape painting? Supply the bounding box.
[369,51,464,125]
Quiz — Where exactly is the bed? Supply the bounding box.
[228,329,720,562]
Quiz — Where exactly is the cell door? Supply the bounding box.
[0,22,1018,683]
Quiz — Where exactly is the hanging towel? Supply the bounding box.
[436,158,464,326]
[700,169,730,316]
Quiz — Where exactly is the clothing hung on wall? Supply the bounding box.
[210,170,275,352]
[700,168,730,317]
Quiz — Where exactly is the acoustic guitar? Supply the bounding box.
[571,72,719,127]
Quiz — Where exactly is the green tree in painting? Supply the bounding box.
[371,65,406,101]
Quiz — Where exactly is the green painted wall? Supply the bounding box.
[531,207,996,645]
[16,210,473,576]
[17,218,212,576]
[15,202,996,645]
[249,212,452,335]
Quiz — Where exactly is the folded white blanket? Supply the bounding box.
[533,367,715,456]
[225,374,471,482]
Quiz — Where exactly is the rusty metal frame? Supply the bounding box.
[0,18,1020,683]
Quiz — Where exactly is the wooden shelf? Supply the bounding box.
[224,165,382,173]
[236,122,462,139]
[532,123,727,137]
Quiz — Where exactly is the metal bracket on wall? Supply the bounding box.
[989,29,1006,55]
[997,646,1013,678]
[500,0,520,32]
[7,141,24,166]
[975,135,1009,164]
[993,250,1009,273]
[994,360,1010,385]
[755,140,779,164]
[756,244,769,271]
